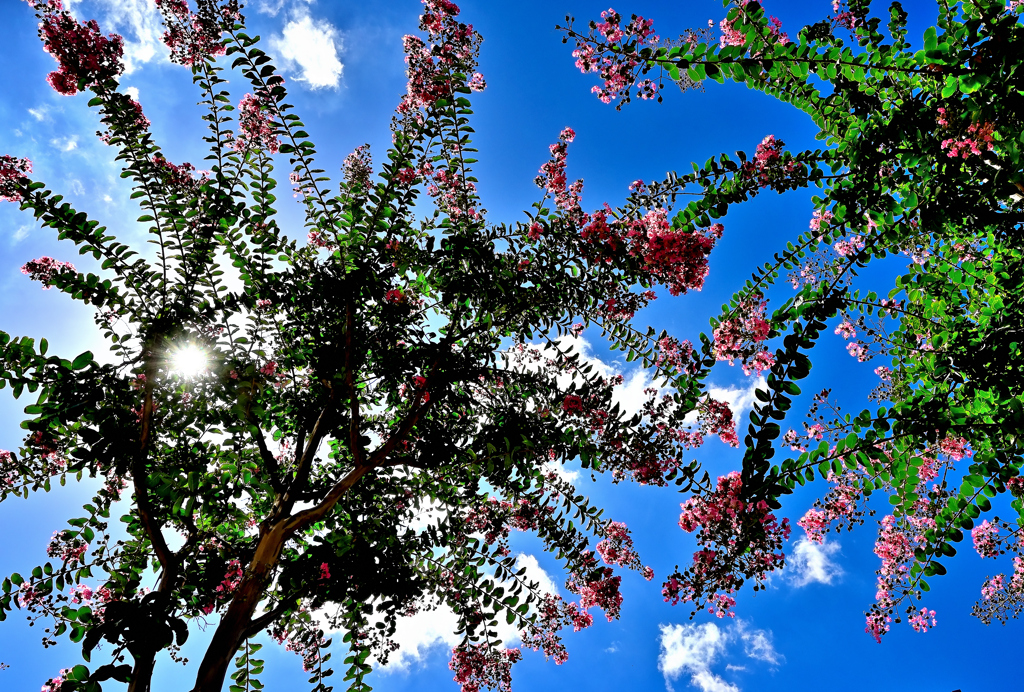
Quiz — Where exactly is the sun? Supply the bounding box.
[168,344,209,379]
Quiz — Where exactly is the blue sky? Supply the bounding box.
[0,1,1019,690]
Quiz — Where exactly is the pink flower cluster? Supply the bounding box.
[938,435,971,461]
[41,669,72,692]
[398,1,481,115]
[797,471,863,543]
[342,144,373,194]
[655,336,697,376]
[580,206,723,298]
[235,91,280,154]
[155,0,240,67]
[520,593,593,665]
[667,472,791,617]
[21,257,76,289]
[449,643,522,692]
[833,234,866,257]
[571,8,659,104]
[0,155,33,203]
[202,559,244,614]
[939,117,995,159]
[151,155,206,196]
[719,16,746,47]
[699,397,739,447]
[809,208,834,232]
[464,497,547,557]
[908,607,937,633]
[536,127,584,219]
[595,521,640,567]
[30,1,124,96]
[713,294,774,375]
[972,520,1000,558]
[46,530,88,564]
[740,135,800,190]
[831,0,860,29]
[0,450,19,488]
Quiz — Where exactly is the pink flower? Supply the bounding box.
[30,2,125,96]
[972,520,999,558]
[981,574,1005,601]
[468,72,486,91]
[809,208,834,232]
[835,321,856,340]
[938,435,971,461]
[0,155,34,202]
[834,235,866,257]
[235,92,280,154]
[449,643,521,692]
[385,288,405,304]
[155,0,237,66]
[22,257,76,289]
[342,144,373,194]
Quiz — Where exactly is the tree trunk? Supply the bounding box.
[126,652,155,692]
[190,523,289,692]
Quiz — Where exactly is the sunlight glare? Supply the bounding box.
[169,344,209,379]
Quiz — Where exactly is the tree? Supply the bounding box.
[562,0,1024,641]
[0,1,749,691]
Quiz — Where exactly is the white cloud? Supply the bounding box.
[690,671,740,692]
[270,9,344,89]
[707,376,766,429]
[71,0,167,73]
[69,179,85,195]
[786,537,843,587]
[658,622,733,692]
[123,86,140,101]
[51,136,79,152]
[735,620,782,666]
[659,621,783,691]
[255,0,311,16]
[378,603,461,672]
[515,553,559,596]
[103,194,114,203]
[13,225,32,243]
[542,460,579,485]
[28,106,50,121]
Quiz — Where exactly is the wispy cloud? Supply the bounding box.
[13,225,33,243]
[28,105,51,122]
[70,0,167,73]
[658,623,736,692]
[51,136,79,152]
[658,620,782,692]
[786,537,843,587]
[735,619,782,666]
[270,7,344,89]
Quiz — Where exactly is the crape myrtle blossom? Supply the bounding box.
[712,293,775,376]
[740,135,801,191]
[0,155,34,203]
[342,144,374,195]
[973,520,1000,559]
[570,8,660,105]
[21,257,77,289]
[27,0,125,96]
[41,669,73,692]
[155,0,242,67]
[235,90,280,154]
[449,643,522,692]
[398,0,483,115]
[797,470,864,543]
[663,471,791,618]
[578,204,724,298]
